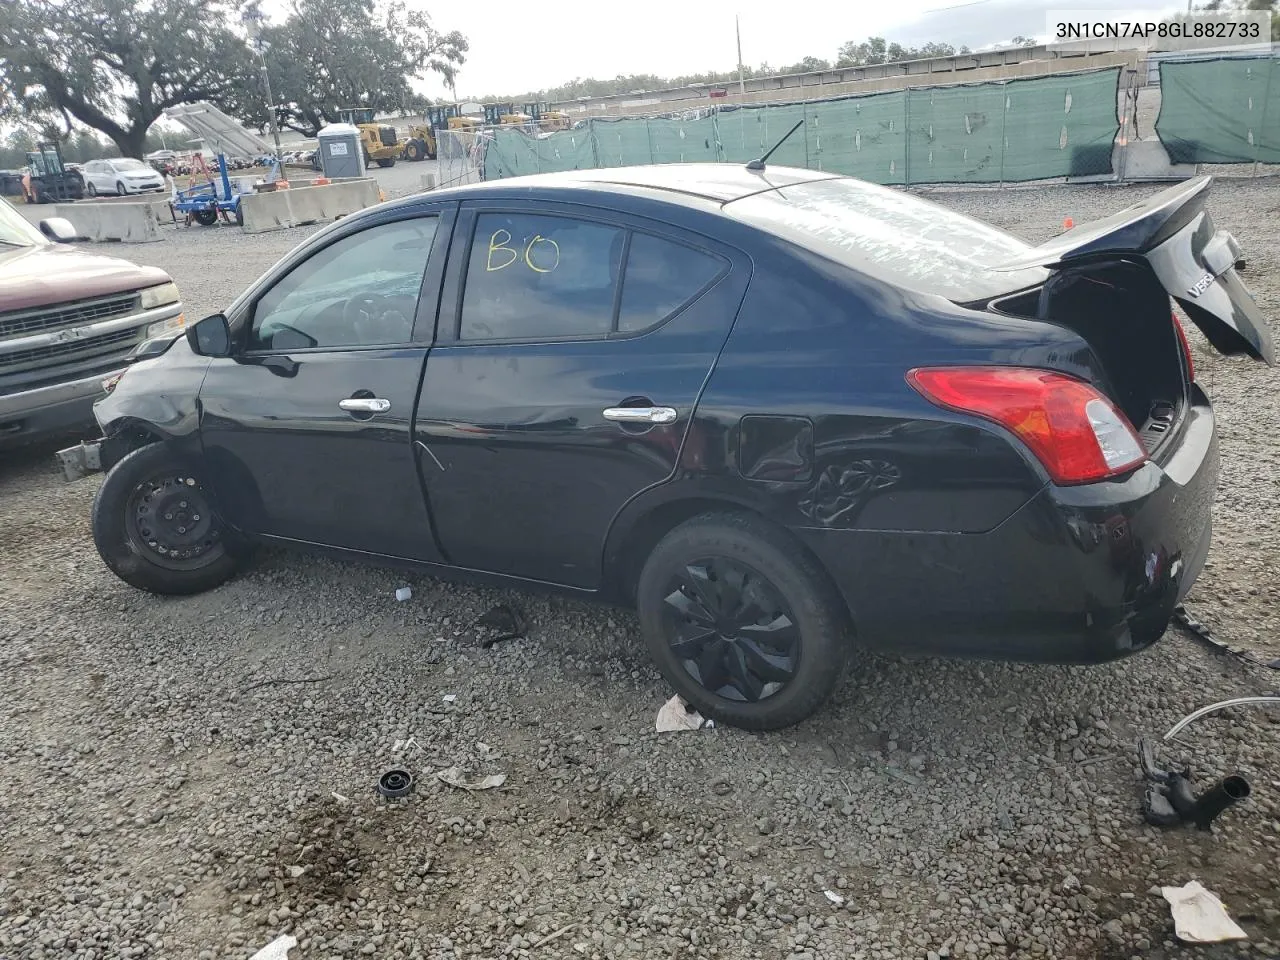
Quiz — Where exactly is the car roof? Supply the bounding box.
[420,163,843,206]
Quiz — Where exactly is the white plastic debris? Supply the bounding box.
[248,934,297,960]
[1162,880,1248,943]
[824,890,845,907]
[656,694,713,732]
[437,766,507,791]
[442,693,457,704]
[395,586,412,601]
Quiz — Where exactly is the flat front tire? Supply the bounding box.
[92,443,245,595]
[636,513,851,731]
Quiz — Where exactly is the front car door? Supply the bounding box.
[198,202,455,561]
[417,201,751,588]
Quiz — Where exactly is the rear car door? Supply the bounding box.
[198,203,455,560]
[416,201,751,588]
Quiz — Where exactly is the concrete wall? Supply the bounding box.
[50,201,164,243]
[238,178,381,234]
[567,49,1144,118]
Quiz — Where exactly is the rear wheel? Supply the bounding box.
[194,208,218,226]
[376,157,395,168]
[404,139,424,162]
[636,513,851,731]
[92,443,246,595]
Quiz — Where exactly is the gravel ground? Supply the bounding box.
[3,177,1280,960]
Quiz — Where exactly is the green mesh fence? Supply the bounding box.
[482,67,1121,184]
[1156,57,1280,164]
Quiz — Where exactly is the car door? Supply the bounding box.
[416,201,751,588]
[198,203,455,560]
[83,161,105,193]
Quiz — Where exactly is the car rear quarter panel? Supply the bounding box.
[685,238,1092,535]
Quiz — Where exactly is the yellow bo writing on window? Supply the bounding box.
[486,229,561,274]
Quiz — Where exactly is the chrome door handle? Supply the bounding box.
[602,406,678,424]
[339,397,391,414]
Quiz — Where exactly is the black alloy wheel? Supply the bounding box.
[661,557,799,702]
[637,513,851,730]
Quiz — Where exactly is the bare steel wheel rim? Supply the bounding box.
[661,558,800,702]
[124,473,224,571]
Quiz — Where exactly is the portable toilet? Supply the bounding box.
[316,123,364,178]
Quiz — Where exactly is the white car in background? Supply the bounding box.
[81,158,165,197]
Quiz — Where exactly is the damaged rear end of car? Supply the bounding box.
[930,176,1273,657]
[726,172,1271,663]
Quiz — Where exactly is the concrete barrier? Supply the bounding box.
[239,178,381,234]
[50,201,163,243]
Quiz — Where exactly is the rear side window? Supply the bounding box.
[617,233,725,332]
[460,213,624,340]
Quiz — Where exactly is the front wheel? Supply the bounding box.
[376,157,395,168]
[91,443,246,595]
[194,208,218,226]
[636,513,851,731]
[116,180,127,196]
[86,182,98,197]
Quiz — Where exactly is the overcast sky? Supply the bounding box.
[254,0,1184,98]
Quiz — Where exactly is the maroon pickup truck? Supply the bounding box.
[0,197,185,448]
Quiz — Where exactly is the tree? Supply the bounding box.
[1011,35,1038,46]
[0,0,260,157]
[779,56,831,74]
[837,37,888,65]
[256,0,467,135]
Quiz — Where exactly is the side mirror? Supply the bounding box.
[186,313,232,358]
[38,217,81,244]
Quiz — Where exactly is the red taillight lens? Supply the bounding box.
[1171,310,1195,382]
[906,366,1147,485]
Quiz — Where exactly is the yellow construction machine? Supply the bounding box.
[337,107,401,167]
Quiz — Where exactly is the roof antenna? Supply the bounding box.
[745,119,805,171]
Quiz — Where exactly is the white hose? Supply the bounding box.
[1163,696,1280,741]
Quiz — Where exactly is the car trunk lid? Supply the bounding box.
[994,176,1273,365]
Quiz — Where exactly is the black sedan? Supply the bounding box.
[61,164,1273,730]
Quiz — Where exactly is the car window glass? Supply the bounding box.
[249,217,437,351]
[460,213,623,341]
[617,233,725,332]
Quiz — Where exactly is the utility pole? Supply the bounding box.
[736,15,747,96]
[241,9,285,179]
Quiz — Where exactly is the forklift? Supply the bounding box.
[21,142,84,204]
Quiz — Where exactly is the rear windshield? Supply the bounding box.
[724,177,1049,301]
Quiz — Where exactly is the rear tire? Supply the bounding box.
[194,208,218,226]
[92,443,246,595]
[376,157,395,168]
[636,512,851,731]
[404,139,424,162]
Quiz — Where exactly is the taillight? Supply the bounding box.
[906,366,1147,485]
[1171,310,1195,382]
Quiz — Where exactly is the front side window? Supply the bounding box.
[460,213,624,341]
[249,217,437,351]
